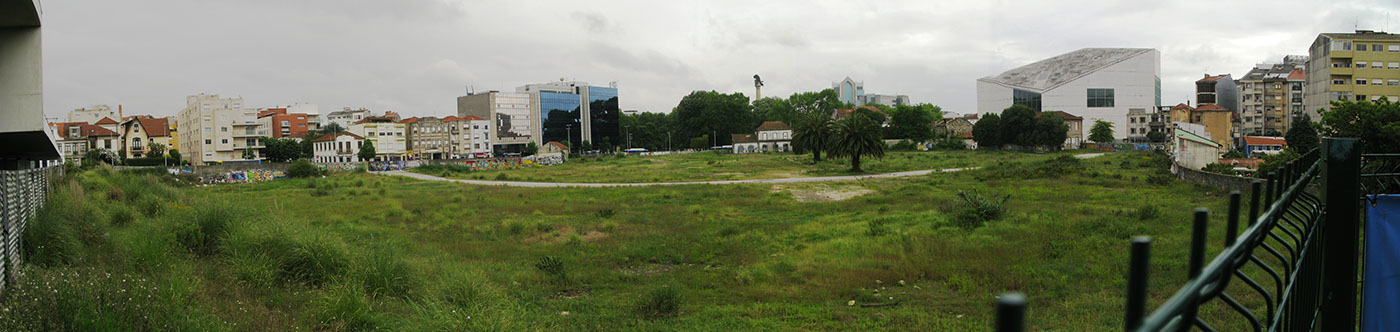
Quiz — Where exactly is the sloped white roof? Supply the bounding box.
[978,48,1154,92]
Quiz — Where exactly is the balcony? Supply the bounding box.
[1330,67,1353,75]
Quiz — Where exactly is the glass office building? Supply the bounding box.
[540,91,582,147]
[587,87,620,147]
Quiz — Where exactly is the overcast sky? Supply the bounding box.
[40,0,1400,119]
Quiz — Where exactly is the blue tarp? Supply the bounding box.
[1364,195,1400,332]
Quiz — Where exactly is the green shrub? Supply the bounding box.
[952,189,1010,229]
[1146,174,1175,186]
[108,205,136,226]
[0,267,217,330]
[495,173,511,181]
[534,256,567,281]
[977,155,1085,180]
[359,246,424,299]
[1201,162,1238,176]
[866,218,889,236]
[174,203,241,257]
[288,159,321,178]
[281,234,352,287]
[136,195,166,217]
[891,139,917,151]
[1131,205,1160,221]
[932,138,968,150]
[636,285,682,318]
[316,282,380,330]
[595,208,617,219]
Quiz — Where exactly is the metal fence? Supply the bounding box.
[0,167,57,291]
[996,138,1366,331]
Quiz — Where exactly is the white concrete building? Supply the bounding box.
[976,48,1162,140]
[732,121,792,154]
[1,0,61,167]
[348,116,407,160]
[67,105,117,123]
[458,91,534,154]
[312,132,364,163]
[176,94,260,164]
[325,107,371,129]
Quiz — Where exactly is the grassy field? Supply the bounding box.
[5,151,1261,330]
[413,149,1094,183]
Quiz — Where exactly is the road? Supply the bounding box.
[382,153,1107,188]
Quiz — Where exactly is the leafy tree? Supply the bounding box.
[1257,148,1300,178]
[885,104,938,141]
[146,142,167,159]
[524,141,538,156]
[1202,162,1238,176]
[1260,129,1283,137]
[1284,114,1319,154]
[1030,112,1069,149]
[358,140,377,161]
[787,89,846,118]
[1221,149,1244,159]
[851,107,888,125]
[752,97,798,126]
[998,104,1037,147]
[1089,120,1115,144]
[671,91,755,146]
[971,113,1002,149]
[84,148,118,167]
[320,122,345,134]
[1147,131,1166,143]
[300,130,325,159]
[596,140,613,154]
[828,114,885,172]
[689,135,709,150]
[241,147,257,160]
[621,112,673,151]
[168,149,182,165]
[581,140,593,152]
[258,137,302,162]
[1320,99,1400,153]
[792,113,835,162]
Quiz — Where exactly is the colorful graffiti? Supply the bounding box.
[204,169,286,183]
[446,157,524,171]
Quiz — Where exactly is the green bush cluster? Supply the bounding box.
[976,155,1086,180]
[635,285,682,318]
[952,189,1010,229]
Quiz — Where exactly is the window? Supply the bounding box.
[1013,89,1043,111]
[1358,44,1368,51]
[203,116,211,122]
[1357,95,1368,101]
[1357,79,1368,85]
[1086,88,1114,107]
[1390,62,1400,69]
[221,139,228,144]
[1356,62,1367,68]
[1336,40,1353,51]
[1334,79,1347,85]
[1375,44,1384,52]
[1375,79,1384,86]
[1391,80,1400,86]
[204,139,212,145]
[1391,45,1400,52]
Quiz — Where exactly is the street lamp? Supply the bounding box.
[667,132,671,151]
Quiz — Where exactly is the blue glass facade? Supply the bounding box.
[587,87,620,147]
[540,91,581,147]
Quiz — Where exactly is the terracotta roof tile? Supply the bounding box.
[546,141,569,151]
[732,133,757,144]
[1197,75,1228,83]
[755,121,790,131]
[94,117,118,125]
[1243,136,1286,146]
[312,132,364,142]
[1171,103,1194,110]
[1039,111,1083,120]
[399,117,420,124]
[459,115,486,121]
[1287,68,1306,80]
[1195,103,1228,111]
[833,106,889,120]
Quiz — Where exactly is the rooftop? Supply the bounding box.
[1243,136,1287,146]
[755,121,790,132]
[1040,111,1083,120]
[732,133,757,144]
[1197,74,1229,83]
[978,48,1156,92]
[312,132,364,142]
[1319,30,1400,40]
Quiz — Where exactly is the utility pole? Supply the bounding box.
[667,132,672,151]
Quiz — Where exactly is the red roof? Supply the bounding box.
[94,117,118,125]
[79,123,120,137]
[1039,111,1083,120]
[963,114,979,120]
[399,117,420,124]
[958,132,974,139]
[1243,136,1286,146]
[755,121,790,131]
[1171,103,1194,111]
[441,116,462,121]
[1197,74,1228,83]
[1218,158,1262,169]
[833,106,889,120]
[459,115,486,121]
[312,132,364,142]
[732,133,757,144]
[1195,103,1228,111]
[1287,68,1306,80]
[132,117,170,137]
[546,141,569,151]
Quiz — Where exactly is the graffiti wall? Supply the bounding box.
[444,158,524,171]
[204,169,286,183]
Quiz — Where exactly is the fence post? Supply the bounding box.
[997,292,1027,332]
[1321,138,1360,331]
[1125,236,1151,330]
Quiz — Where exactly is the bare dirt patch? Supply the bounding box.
[771,184,874,202]
[647,159,671,165]
[620,264,679,276]
[522,227,609,244]
[711,172,747,177]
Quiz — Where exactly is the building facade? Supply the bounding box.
[176,94,261,164]
[325,108,371,129]
[256,105,318,139]
[1304,30,1400,120]
[1195,74,1240,114]
[52,122,120,162]
[458,91,533,154]
[1126,107,1168,142]
[517,81,621,150]
[120,117,171,158]
[1239,56,1307,135]
[1242,136,1286,158]
[312,132,364,163]
[1041,111,1084,149]
[976,48,1162,141]
[832,77,909,106]
[67,105,117,123]
[1166,103,1235,149]
[1173,128,1223,170]
[348,116,407,161]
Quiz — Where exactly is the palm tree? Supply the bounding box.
[792,113,835,163]
[829,113,886,172]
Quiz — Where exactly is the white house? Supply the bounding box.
[312,132,364,163]
[977,48,1161,140]
[348,116,407,161]
[733,121,792,154]
[1172,128,1222,170]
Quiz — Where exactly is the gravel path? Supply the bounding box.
[382,153,1107,188]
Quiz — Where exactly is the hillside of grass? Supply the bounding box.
[413,150,1091,183]
[5,151,1260,330]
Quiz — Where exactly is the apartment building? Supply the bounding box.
[1305,30,1400,120]
[1196,74,1240,114]
[977,48,1162,140]
[1238,56,1307,135]
[1167,103,1235,149]
[67,105,117,123]
[51,122,121,161]
[256,107,314,139]
[458,91,534,154]
[832,77,910,106]
[326,107,372,129]
[406,115,493,159]
[176,94,262,164]
[1126,107,1168,142]
[348,116,407,161]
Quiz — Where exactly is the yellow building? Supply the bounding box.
[1190,104,1235,149]
[1305,30,1400,120]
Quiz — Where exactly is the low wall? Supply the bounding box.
[192,162,292,182]
[1171,162,1256,193]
